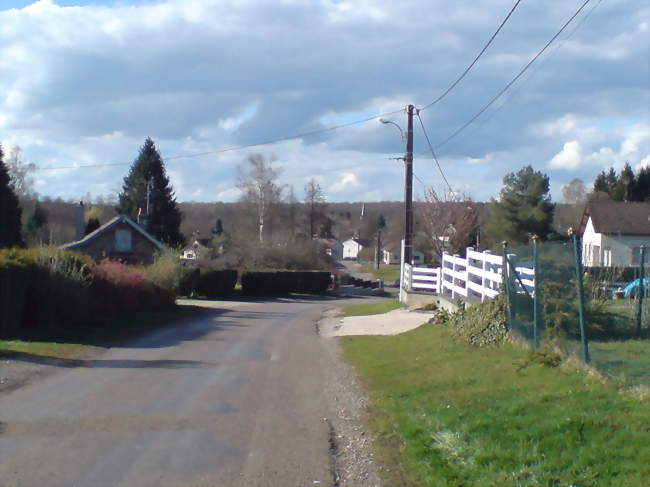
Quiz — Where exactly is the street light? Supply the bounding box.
[379,118,406,142]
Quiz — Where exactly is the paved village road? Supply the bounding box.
[0,298,344,487]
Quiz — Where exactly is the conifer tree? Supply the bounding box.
[485,165,555,247]
[0,145,23,248]
[117,138,184,246]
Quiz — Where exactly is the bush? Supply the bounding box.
[0,248,174,336]
[196,269,237,299]
[241,271,331,296]
[145,248,184,293]
[447,295,508,347]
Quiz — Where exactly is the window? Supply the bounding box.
[115,229,132,252]
[603,247,612,267]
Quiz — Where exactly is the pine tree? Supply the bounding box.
[634,166,650,201]
[212,218,223,236]
[26,202,49,244]
[117,138,184,246]
[485,165,555,247]
[0,145,23,248]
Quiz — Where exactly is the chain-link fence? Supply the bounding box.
[504,237,649,388]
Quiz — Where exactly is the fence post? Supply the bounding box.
[637,245,645,335]
[533,235,540,349]
[502,241,512,330]
[572,232,590,364]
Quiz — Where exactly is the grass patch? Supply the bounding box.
[0,305,207,360]
[590,339,650,386]
[342,323,650,487]
[360,263,401,283]
[342,298,401,317]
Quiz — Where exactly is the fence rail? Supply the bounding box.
[400,246,535,303]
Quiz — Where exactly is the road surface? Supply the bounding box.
[0,298,351,487]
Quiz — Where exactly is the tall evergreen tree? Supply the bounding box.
[117,138,184,246]
[633,166,650,201]
[485,165,555,247]
[212,218,224,236]
[0,145,23,248]
[26,201,49,244]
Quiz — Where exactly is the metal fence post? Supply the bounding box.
[572,232,590,364]
[533,235,540,349]
[637,245,645,335]
[502,241,512,330]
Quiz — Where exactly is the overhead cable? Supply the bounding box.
[430,0,593,151]
[419,0,524,111]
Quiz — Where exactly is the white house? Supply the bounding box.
[181,238,212,260]
[580,202,650,267]
[342,238,371,260]
[382,246,425,265]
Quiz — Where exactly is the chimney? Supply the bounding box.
[75,201,85,240]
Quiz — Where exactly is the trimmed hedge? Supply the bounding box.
[197,269,237,299]
[241,271,331,296]
[0,248,174,337]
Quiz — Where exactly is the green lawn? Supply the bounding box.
[342,298,401,317]
[342,323,650,487]
[0,305,206,360]
[590,339,650,386]
[360,263,401,283]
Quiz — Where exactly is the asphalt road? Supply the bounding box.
[0,298,341,487]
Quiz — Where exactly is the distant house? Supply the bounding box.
[61,215,163,265]
[580,202,650,267]
[318,238,343,260]
[181,238,212,260]
[382,246,424,265]
[342,238,371,260]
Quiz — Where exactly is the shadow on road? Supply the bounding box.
[1,351,214,369]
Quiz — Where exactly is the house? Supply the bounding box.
[181,238,212,260]
[61,215,163,265]
[580,202,650,267]
[318,238,343,259]
[342,238,371,260]
[382,246,425,265]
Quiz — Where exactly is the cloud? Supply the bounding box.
[0,0,647,203]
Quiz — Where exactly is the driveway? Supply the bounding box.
[0,297,379,487]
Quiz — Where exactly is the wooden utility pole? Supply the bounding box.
[404,104,414,266]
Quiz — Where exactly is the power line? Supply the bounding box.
[430,0,593,152]
[419,0,524,111]
[35,108,404,171]
[470,0,604,133]
[416,111,454,194]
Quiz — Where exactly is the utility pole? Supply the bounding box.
[404,104,414,266]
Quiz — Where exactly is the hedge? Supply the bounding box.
[241,271,331,296]
[0,248,174,337]
[197,269,237,299]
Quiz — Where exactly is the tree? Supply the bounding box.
[420,188,479,264]
[212,218,223,236]
[236,154,283,244]
[485,165,555,247]
[304,178,326,239]
[85,217,101,236]
[378,214,387,230]
[117,138,184,246]
[5,145,36,200]
[26,201,49,244]
[0,145,23,248]
[561,178,586,205]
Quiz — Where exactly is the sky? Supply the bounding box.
[0,0,648,203]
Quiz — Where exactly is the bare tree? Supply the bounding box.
[236,154,283,244]
[6,145,37,199]
[304,178,326,239]
[562,178,587,205]
[419,188,479,264]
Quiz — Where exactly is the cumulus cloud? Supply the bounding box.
[0,0,647,202]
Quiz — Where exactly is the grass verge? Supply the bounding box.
[342,323,650,487]
[342,298,401,317]
[360,263,401,283]
[0,304,207,360]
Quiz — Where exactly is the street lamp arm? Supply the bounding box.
[379,118,405,141]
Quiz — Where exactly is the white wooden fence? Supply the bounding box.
[400,246,535,303]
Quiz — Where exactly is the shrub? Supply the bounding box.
[178,266,200,296]
[196,269,237,299]
[241,271,331,296]
[145,248,184,293]
[447,295,508,347]
[0,257,32,334]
